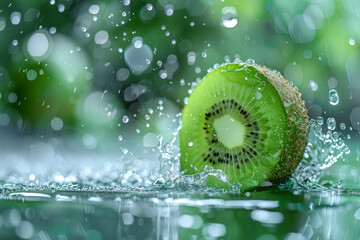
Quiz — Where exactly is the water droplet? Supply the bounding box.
[326,117,336,130]
[58,4,65,13]
[328,89,339,105]
[123,0,130,6]
[26,69,37,81]
[118,135,123,141]
[132,37,143,48]
[188,142,193,147]
[116,68,130,81]
[89,4,100,14]
[124,42,153,75]
[27,31,50,59]
[10,12,21,25]
[122,115,129,123]
[221,6,238,29]
[255,92,262,99]
[187,51,196,65]
[51,117,63,131]
[340,123,346,130]
[349,38,356,45]
[316,116,324,126]
[94,30,109,45]
[283,99,291,107]
[165,5,174,16]
[336,180,342,188]
[309,80,318,91]
[122,148,129,155]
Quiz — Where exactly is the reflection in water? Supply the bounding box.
[1,190,360,239]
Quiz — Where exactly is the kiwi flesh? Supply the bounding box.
[180,62,309,190]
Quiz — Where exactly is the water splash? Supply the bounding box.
[328,89,339,105]
[289,117,349,190]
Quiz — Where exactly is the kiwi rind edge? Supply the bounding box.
[254,64,309,182]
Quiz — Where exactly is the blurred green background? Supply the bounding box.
[1,0,359,141]
[0,0,360,187]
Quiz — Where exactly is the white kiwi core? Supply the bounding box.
[213,114,245,149]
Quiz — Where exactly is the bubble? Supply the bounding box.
[12,39,18,46]
[24,69,37,81]
[309,80,318,91]
[326,117,336,130]
[10,12,21,25]
[8,92,18,103]
[89,4,100,15]
[303,49,312,59]
[221,6,238,28]
[122,115,129,123]
[143,132,158,147]
[49,27,56,34]
[178,215,194,228]
[9,209,21,227]
[140,4,156,21]
[81,92,118,125]
[165,5,174,16]
[316,116,324,126]
[288,15,316,43]
[328,77,337,88]
[159,70,167,79]
[0,113,10,126]
[203,223,226,238]
[187,51,196,65]
[83,134,97,149]
[251,210,284,224]
[122,213,134,225]
[124,84,147,101]
[328,89,339,105]
[94,30,109,45]
[15,221,34,239]
[124,43,153,75]
[350,107,360,130]
[116,68,130,81]
[132,37,143,48]
[27,32,50,58]
[51,117,63,131]
[118,135,123,142]
[58,4,65,12]
[336,180,342,188]
[346,52,360,89]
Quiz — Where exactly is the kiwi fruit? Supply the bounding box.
[180,62,309,190]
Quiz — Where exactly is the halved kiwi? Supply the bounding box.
[180,62,309,190]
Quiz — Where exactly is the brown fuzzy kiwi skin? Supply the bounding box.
[254,64,309,182]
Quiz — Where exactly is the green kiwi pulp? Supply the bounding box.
[180,62,309,190]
